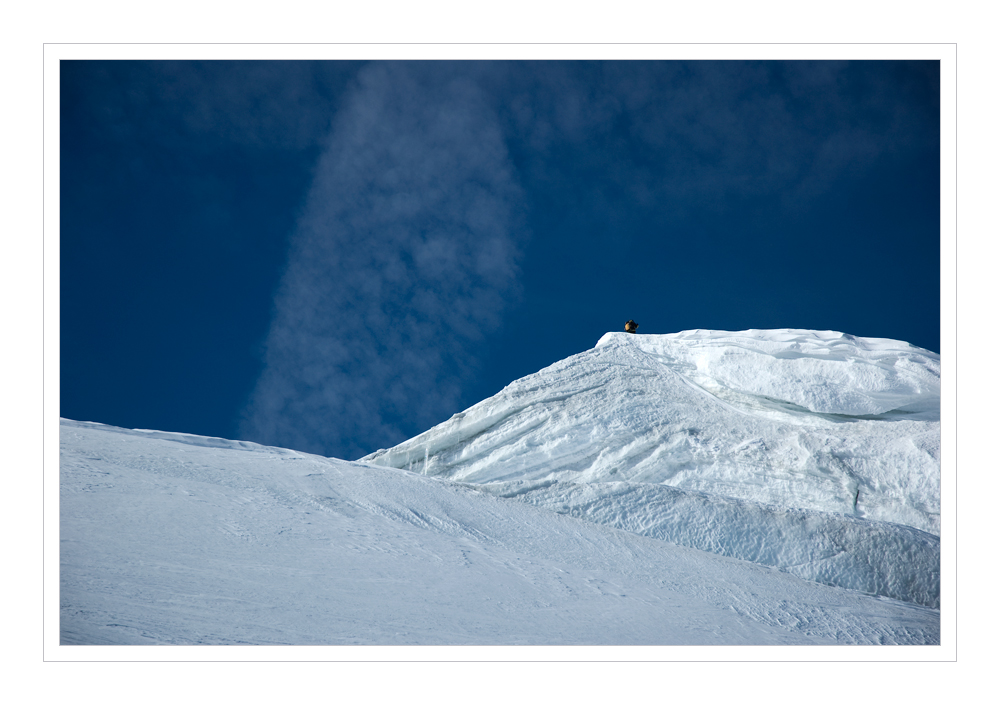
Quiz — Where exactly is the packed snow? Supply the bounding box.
[61,329,940,645]
[364,329,941,607]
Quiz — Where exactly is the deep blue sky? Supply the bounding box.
[61,60,940,459]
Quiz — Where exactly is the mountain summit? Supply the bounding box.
[364,329,941,607]
[60,329,941,645]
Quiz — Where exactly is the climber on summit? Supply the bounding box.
[625,319,638,334]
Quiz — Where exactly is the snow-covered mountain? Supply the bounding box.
[60,329,941,646]
[362,330,941,610]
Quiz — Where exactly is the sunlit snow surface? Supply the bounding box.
[365,330,940,608]
[61,330,940,645]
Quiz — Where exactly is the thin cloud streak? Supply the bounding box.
[239,60,938,458]
[240,62,526,459]
[501,60,937,213]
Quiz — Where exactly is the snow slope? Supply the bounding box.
[364,330,940,608]
[61,418,938,646]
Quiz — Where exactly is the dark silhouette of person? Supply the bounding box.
[625,319,638,334]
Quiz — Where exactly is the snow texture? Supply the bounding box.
[364,330,940,607]
[61,329,940,645]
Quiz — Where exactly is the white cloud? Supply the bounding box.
[240,62,527,459]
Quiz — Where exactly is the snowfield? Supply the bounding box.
[366,330,941,608]
[61,329,940,646]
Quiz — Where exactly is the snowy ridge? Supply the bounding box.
[614,328,940,417]
[363,329,940,607]
[61,418,939,645]
[63,419,301,454]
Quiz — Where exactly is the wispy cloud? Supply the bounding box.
[238,60,938,458]
[239,62,527,459]
[503,60,937,213]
